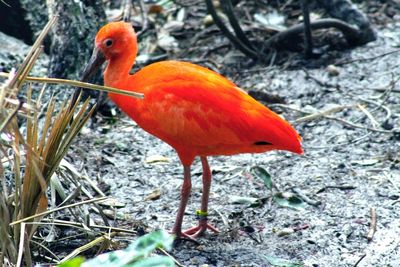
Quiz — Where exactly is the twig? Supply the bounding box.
[374,74,400,110]
[291,187,321,206]
[16,46,44,89]
[335,48,400,66]
[356,97,392,122]
[16,223,26,267]
[205,0,258,59]
[221,0,254,49]
[38,219,137,234]
[384,172,400,193]
[326,115,396,134]
[214,208,229,228]
[306,132,371,150]
[294,105,350,124]
[373,88,400,93]
[0,0,11,7]
[82,173,106,197]
[173,0,203,7]
[244,230,261,244]
[301,0,313,57]
[60,159,106,197]
[272,103,398,134]
[136,0,149,37]
[0,72,144,99]
[264,18,361,49]
[367,207,377,242]
[270,103,315,115]
[316,185,356,194]
[10,196,107,226]
[122,0,133,22]
[0,100,24,133]
[157,248,184,267]
[60,233,115,263]
[30,240,61,262]
[357,104,379,129]
[353,254,366,267]
[362,74,400,94]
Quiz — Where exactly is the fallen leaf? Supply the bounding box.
[264,255,302,267]
[145,155,170,164]
[275,227,295,237]
[273,192,306,211]
[148,4,163,14]
[103,209,115,219]
[230,196,259,205]
[176,8,185,22]
[250,166,273,190]
[99,198,126,208]
[164,21,184,32]
[145,189,161,201]
[351,158,380,166]
[157,29,178,52]
[254,10,286,31]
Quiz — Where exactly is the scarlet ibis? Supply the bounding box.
[82,21,303,239]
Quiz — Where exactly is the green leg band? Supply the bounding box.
[196,210,208,218]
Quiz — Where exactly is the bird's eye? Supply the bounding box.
[104,39,113,47]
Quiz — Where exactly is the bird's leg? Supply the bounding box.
[171,165,192,237]
[183,156,220,238]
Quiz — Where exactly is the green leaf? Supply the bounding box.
[129,230,174,259]
[129,256,175,267]
[273,192,306,211]
[58,257,85,267]
[264,255,302,267]
[80,230,174,267]
[250,166,273,190]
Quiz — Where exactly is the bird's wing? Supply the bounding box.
[118,61,302,157]
[137,79,293,150]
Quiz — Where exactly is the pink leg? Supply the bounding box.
[171,165,191,237]
[183,156,220,238]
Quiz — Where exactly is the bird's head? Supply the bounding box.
[95,21,138,60]
[81,21,138,81]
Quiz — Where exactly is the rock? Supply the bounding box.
[326,64,340,76]
[0,31,48,76]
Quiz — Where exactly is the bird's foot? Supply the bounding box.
[182,221,220,239]
[171,221,220,240]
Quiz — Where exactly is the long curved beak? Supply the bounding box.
[71,47,106,106]
[81,47,106,82]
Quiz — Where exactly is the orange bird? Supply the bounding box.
[82,21,303,239]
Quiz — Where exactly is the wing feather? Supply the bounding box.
[111,60,302,156]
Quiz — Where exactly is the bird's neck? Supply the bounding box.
[104,53,142,122]
[104,54,135,88]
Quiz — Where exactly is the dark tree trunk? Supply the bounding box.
[2,0,106,82]
[47,0,106,80]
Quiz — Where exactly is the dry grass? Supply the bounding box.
[0,16,141,266]
[0,16,94,266]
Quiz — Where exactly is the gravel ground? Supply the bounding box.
[1,2,399,266]
[67,19,400,267]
